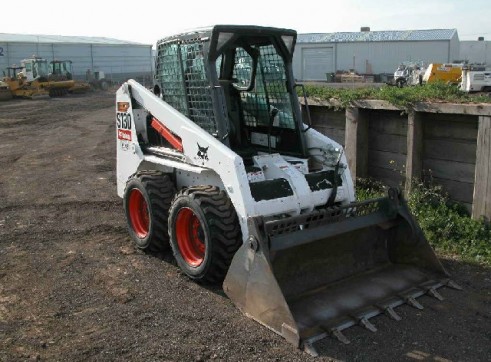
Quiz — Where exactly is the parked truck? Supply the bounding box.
[460,66,491,92]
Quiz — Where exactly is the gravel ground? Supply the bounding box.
[0,92,490,361]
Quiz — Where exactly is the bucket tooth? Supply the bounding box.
[332,329,350,345]
[222,191,453,356]
[427,288,444,301]
[406,296,424,310]
[359,318,377,332]
[385,306,402,321]
[446,280,463,290]
[302,341,319,357]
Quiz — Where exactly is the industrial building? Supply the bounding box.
[460,39,491,65]
[293,28,460,81]
[0,33,153,83]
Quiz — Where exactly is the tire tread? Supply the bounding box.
[169,185,242,283]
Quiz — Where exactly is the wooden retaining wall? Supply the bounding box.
[421,113,477,207]
[304,100,491,220]
[310,106,345,145]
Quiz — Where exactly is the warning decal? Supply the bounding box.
[118,129,132,141]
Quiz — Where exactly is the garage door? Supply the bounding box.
[302,47,334,81]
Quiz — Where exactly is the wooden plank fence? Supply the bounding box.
[304,99,491,220]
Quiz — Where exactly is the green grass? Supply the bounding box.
[356,178,491,265]
[303,82,491,111]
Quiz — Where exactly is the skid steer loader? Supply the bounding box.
[115,25,460,355]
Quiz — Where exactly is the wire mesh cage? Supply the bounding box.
[234,45,295,130]
[156,39,218,135]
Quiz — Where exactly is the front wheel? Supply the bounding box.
[168,186,242,284]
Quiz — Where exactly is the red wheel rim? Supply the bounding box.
[128,188,150,238]
[175,207,205,267]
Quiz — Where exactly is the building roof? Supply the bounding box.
[298,29,457,43]
[0,33,150,46]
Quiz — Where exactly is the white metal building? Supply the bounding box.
[293,29,460,81]
[0,33,153,83]
[460,40,491,65]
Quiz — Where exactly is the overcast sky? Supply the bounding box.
[2,0,490,44]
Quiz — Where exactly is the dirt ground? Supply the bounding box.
[0,92,490,362]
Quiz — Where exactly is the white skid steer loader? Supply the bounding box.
[115,25,461,356]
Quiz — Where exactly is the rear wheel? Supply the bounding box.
[168,186,242,283]
[124,171,176,251]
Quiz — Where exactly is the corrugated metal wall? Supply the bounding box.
[449,33,460,62]
[293,39,459,80]
[460,40,491,64]
[0,42,152,83]
[336,41,452,74]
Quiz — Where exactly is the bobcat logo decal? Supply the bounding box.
[197,143,209,161]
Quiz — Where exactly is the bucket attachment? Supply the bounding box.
[223,188,461,356]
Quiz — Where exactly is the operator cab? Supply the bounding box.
[50,60,73,80]
[5,66,24,80]
[153,25,306,162]
[21,56,49,82]
[212,28,304,160]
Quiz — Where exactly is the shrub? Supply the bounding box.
[356,178,491,265]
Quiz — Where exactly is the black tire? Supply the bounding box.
[168,186,242,284]
[124,171,176,251]
[396,79,406,88]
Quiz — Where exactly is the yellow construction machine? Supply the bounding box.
[0,80,13,101]
[2,65,49,99]
[18,56,75,96]
[422,63,463,84]
[49,60,91,93]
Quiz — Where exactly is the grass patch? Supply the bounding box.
[356,178,491,265]
[303,82,491,111]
